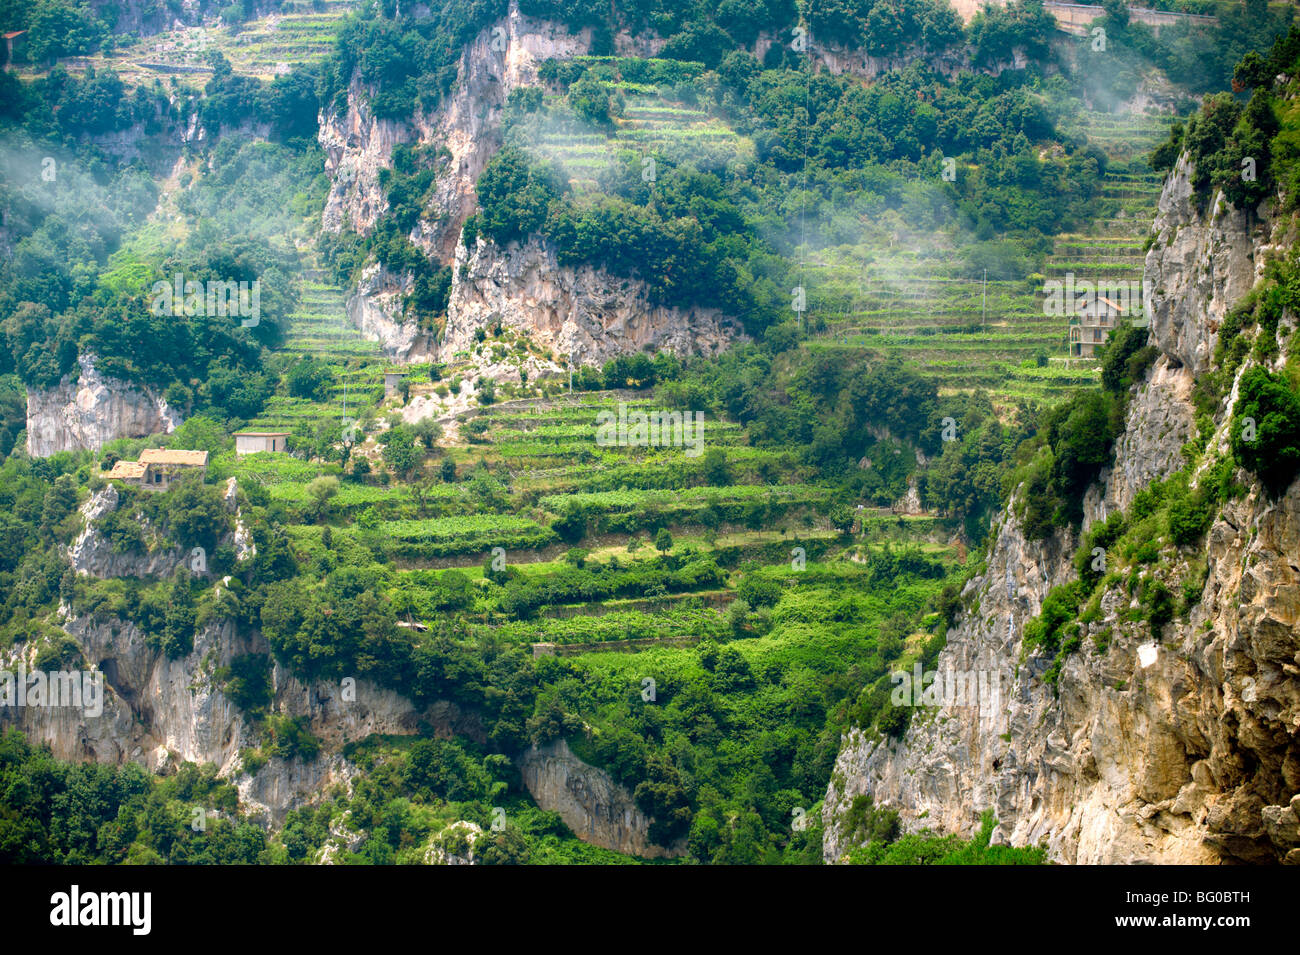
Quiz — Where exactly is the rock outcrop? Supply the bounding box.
[0,608,425,824]
[518,739,686,859]
[319,73,414,236]
[25,355,178,457]
[67,485,190,579]
[345,263,437,361]
[1145,153,1265,378]
[422,820,485,865]
[68,479,257,579]
[320,1,717,366]
[443,236,741,367]
[1083,353,1196,519]
[823,156,1300,864]
[319,1,591,252]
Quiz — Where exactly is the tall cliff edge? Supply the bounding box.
[823,153,1300,865]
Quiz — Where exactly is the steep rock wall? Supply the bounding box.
[517,739,685,859]
[69,479,256,578]
[318,1,592,249]
[25,355,178,458]
[0,610,422,824]
[443,236,741,367]
[822,158,1300,864]
[1145,154,1266,378]
[321,2,687,362]
[344,263,437,362]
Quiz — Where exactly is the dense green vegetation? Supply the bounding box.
[844,803,1046,864]
[318,0,509,119]
[1014,321,1155,537]
[0,134,330,421]
[0,729,271,864]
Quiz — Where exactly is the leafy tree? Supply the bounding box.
[568,77,613,123]
[286,357,335,402]
[412,417,443,450]
[828,502,856,534]
[381,426,420,478]
[475,147,561,244]
[1232,367,1300,498]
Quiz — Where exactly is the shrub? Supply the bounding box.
[1167,488,1214,546]
[219,653,273,714]
[1023,581,1084,654]
[1231,367,1300,498]
[286,358,334,402]
[1144,579,1175,636]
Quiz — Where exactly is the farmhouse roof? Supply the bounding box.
[105,461,147,480]
[138,448,209,466]
[234,431,290,437]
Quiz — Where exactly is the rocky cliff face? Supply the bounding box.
[321,1,715,366]
[823,157,1300,864]
[69,484,186,578]
[443,236,741,368]
[25,355,179,458]
[518,739,685,858]
[319,1,591,251]
[345,263,437,362]
[68,479,255,578]
[1145,154,1266,378]
[0,608,427,825]
[319,74,415,236]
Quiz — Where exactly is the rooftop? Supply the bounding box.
[104,461,147,480]
[138,449,210,466]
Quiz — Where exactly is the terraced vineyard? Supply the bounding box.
[25,1,355,88]
[528,65,756,192]
[222,390,961,668]
[247,262,389,433]
[282,266,378,359]
[798,108,1176,414]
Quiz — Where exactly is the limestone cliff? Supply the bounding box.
[319,73,415,236]
[321,1,725,367]
[0,609,422,824]
[25,355,179,458]
[0,478,448,824]
[344,263,437,362]
[68,479,255,579]
[1145,154,1265,378]
[823,156,1300,864]
[318,1,591,251]
[518,739,686,859]
[442,236,742,368]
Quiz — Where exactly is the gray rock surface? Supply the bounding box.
[823,154,1300,864]
[26,355,178,457]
